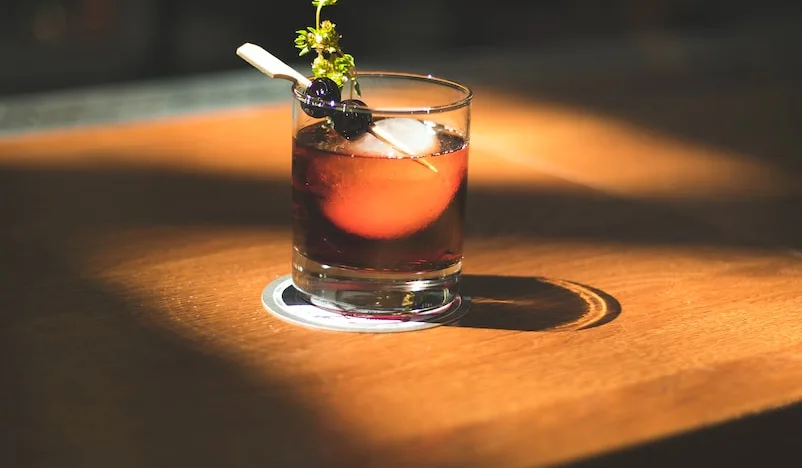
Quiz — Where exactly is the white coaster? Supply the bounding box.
[261,275,470,333]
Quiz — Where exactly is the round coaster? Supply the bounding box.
[261,275,470,333]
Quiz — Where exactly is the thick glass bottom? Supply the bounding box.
[291,250,461,318]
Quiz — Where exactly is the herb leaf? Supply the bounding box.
[312,0,338,7]
[295,0,359,95]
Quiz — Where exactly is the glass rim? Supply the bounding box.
[291,71,473,116]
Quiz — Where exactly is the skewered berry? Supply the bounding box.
[332,99,373,140]
[301,77,341,118]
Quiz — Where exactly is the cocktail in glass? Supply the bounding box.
[290,72,472,319]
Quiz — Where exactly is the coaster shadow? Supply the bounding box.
[451,274,621,331]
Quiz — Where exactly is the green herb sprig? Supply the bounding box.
[294,0,360,96]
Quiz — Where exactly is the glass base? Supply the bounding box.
[291,250,461,318]
[261,276,470,333]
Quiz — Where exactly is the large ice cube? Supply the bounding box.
[332,117,439,157]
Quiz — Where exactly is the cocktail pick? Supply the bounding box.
[236,43,438,172]
[236,43,312,88]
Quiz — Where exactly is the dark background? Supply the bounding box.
[2,0,801,95]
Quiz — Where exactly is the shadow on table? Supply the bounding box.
[451,274,621,332]
[561,400,802,467]
[1,165,798,250]
[0,231,359,468]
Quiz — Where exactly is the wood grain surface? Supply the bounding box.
[1,82,801,468]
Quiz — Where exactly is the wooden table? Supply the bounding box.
[2,51,801,467]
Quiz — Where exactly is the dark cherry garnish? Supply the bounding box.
[332,99,373,140]
[301,77,341,118]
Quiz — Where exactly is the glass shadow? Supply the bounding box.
[450,274,621,331]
